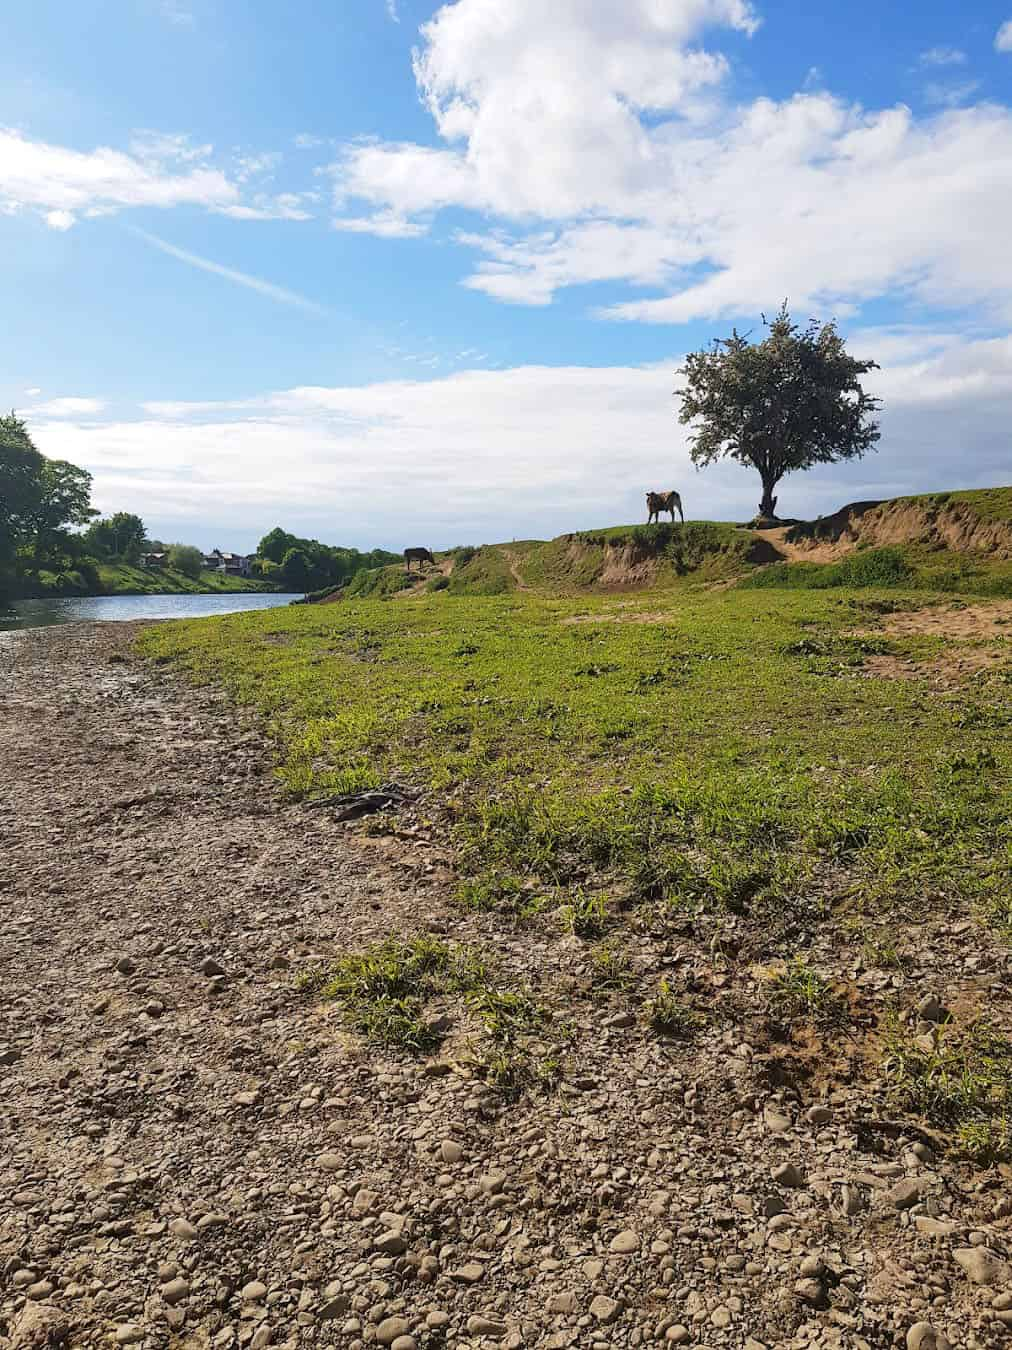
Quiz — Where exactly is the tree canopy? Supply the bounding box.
[256,527,399,591]
[84,512,147,562]
[677,306,881,520]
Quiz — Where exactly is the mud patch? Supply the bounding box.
[560,610,673,626]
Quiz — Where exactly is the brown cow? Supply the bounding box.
[646,490,684,524]
[404,547,435,571]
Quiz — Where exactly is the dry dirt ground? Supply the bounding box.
[3,624,1012,1350]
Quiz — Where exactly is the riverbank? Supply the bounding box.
[2,622,1011,1349]
[6,563,278,601]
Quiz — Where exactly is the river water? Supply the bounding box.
[0,592,303,632]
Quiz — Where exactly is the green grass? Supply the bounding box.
[764,957,842,1022]
[138,577,1011,939]
[882,1015,1012,1162]
[645,980,703,1038]
[98,563,276,596]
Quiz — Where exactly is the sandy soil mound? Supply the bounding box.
[784,499,1012,560]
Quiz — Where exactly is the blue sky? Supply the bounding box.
[3,0,1012,549]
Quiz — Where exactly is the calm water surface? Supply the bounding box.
[0,593,303,632]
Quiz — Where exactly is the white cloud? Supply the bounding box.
[386,0,400,21]
[29,397,106,417]
[129,227,328,314]
[0,127,238,226]
[34,330,1012,548]
[24,387,42,396]
[327,0,1012,327]
[996,20,1012,52]
[918,46,967,67]
[332,210,428,238]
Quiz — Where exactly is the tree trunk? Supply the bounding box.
[758,476,779,521]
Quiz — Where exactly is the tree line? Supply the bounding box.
[0,414,399,599]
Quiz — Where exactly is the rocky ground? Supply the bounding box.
[2,623,1011,1350]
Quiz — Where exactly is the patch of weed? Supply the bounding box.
[765,958,841,1022]
[881,1015,1012,1163]
[646,980,703,1038]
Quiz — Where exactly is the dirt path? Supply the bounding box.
[1,625,1008,1350]
[500,549,530,591]
[751,528,847,564]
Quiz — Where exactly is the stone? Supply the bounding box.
[794,1278,826,1307]
[374,1230,407,1255]
[26,1281,55,1301]
[196,1213,228,1231]
[806,1105,832,1124]
[449,1262,485,1283]
[609,1229,639,1254]
[169,1217,198,1240]
[907,1324,951,1350]
[242,1281,268,1302]
[440,1140,463,1164]
[161,1277,189,1305]
[390,1339,417,1350]
[916,995,948,1024]
[888,1179,927,1210]
[201,957,225,977]
[666,1328,689,1344]
[547,1293,578,1315]
[319,1297,349,1321]
[772,1162,804,1188]
[915,1218,957,1238]
[10,1305,71,1349]
[840,1185,863,1216]
[377,1317,411,1345]
[953,1247,1011,1286]
[763,1105,791,1134]
[426,1312,450,1329]
[590,1296,620,1324]
[318,1153,343,1172]
[467,1316,507,1336]
[799,1255,826,1278]
[115,957,136,975]
[114,1327,145,1346]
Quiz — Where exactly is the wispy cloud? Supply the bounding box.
[385,0,400,22]
[128,226,328,315]
[160,0,194,26]
[29,396,106,417]
[923,78,981,107]
[997,20,1012,53]
[918,46,967,67]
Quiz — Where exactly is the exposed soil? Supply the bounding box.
[3,625,1012,1350]
[875,601,1012,641]
[783,501,1012,561]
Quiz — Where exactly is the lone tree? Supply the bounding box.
[677,305,881,521]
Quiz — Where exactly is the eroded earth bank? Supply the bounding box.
[1,624,1011,1350]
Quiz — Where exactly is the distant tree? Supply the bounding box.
[0,412,45,557]
[677,305,881,521]
[27,459,97,565]
[168,543,204,579]
[84,511,147,561]
[280,547,313,590]
[259,527,299,564]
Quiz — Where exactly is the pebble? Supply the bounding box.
[954,1247,1010,1286]
[907,1325,951,1350]
[169,1218,198,1240]
[200,957,225,977]
[318,1153,343,1171]
[590,1296,620,1324]
[889,1179,927,1210]
[609,1229,640,1254]
[467,1316,507,1335]
[115,957,136,975]
[377,1317,411,1345]
[449,1262,485,1283]
[390,1339,417,1350]
[242,1281,268,1302]
[114,1327,145,1346]
[772,1162,804,1187]
[161,1277,190,1305]
[440,1140,463,1163]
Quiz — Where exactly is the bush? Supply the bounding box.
[167,544,204,579]
[427,575,449,592]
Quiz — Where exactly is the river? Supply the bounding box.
[0,592,303,632]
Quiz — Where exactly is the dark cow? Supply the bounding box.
[404,547,435,571]
[646,490,684,524]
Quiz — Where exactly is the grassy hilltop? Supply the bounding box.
[139,486,1012,1158]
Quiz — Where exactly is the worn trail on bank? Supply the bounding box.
[1,625,1010,1350]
